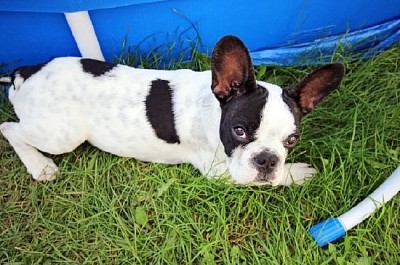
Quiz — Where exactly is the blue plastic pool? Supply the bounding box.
[0,0,399,73]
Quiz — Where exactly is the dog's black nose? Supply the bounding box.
[253,152,278,173]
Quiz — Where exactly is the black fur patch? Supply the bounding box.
[80,58,116,77]
[145,79,180,144]
[12,63,46,83]
[219,86,268,156]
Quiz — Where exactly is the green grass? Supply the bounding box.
[1,45,399,264]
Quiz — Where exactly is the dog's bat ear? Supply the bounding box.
[211,35,257,104]
[288,63,345,114]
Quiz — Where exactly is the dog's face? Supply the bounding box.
[211,36,345,185]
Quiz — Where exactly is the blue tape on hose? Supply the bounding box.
[308,218,346,247]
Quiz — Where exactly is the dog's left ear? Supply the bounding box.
[288,63,345,114]
[211,35,257,103]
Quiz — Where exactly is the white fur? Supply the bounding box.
[1,57,315,185]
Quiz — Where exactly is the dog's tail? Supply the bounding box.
[0,76,11,84]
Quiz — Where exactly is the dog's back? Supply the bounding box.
[4,57,223,180]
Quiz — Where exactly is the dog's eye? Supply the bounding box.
[233,126,247,140]
[284,134,299,148]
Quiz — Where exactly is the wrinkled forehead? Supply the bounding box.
[257,82,299,138]
[220,85,268,121]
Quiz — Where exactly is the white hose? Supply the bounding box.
[64,11,105,61]
[338,166,400,230]
[309,166,400,247]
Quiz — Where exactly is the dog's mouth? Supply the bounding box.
[255,171,276,183]
[244,172,276,186]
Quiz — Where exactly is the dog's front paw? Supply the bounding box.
[30,157,58,182]
[280,163,317,186]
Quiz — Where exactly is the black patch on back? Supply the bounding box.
[80,58,116,77]
[219,85,268,156]
[12,63,46,83]
[145,79,180,144]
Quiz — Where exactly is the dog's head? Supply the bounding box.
[211,36,345,185]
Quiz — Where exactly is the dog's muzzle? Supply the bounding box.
[252,151,279,182]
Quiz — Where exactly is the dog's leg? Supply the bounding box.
[279,163,317,186]
[1,122,58,181]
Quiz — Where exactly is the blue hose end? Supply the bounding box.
[308,218,346,247]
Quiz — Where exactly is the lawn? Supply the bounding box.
[0,44,399,264]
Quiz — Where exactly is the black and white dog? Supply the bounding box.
[0,36,344,185]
